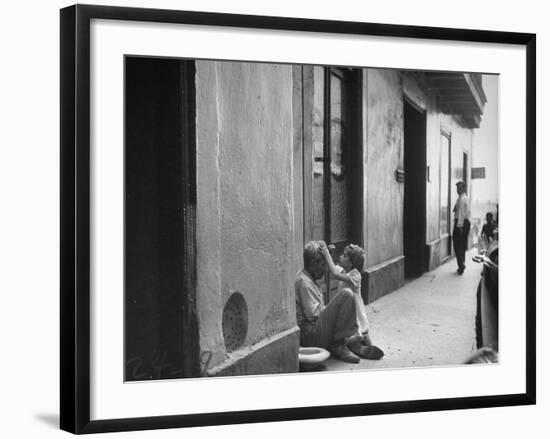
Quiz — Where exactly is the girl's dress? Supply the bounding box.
[336,266,369,334]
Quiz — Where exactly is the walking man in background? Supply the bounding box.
[452,180,471,275]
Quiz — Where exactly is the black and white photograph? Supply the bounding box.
[59,5,534,433]
[2,0,545,437]
[124,57,500,380]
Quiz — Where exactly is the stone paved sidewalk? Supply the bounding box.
[320,251,481,372]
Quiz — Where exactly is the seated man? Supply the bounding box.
[295,241,383,363]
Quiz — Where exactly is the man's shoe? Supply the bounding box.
[361,332,373,347]
[349,341,385,360]
[331,344,360,364]
[363,345,385,360]
[344,334,363,346]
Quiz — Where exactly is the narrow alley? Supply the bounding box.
[324,251,481,372]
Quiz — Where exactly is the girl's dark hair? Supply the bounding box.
[345,244,365,271]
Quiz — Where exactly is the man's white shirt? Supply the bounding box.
[454,193,471,227]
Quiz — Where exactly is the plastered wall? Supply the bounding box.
[365,70,475,265]
[195,61,296,369]
[364,69,404,266]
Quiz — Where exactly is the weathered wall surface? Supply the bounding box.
[364,69,404,267]
[196,62,225,368]
[292,66,304,279]
[365,70,474,280]
[431,112,473,244]
[446,116,473,190]
[196,61,297,371]
[402,73,474,247]
[425,105,442,245]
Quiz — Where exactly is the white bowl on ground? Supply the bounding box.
[298,347,330,370]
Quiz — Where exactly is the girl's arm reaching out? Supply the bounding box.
[320,243,351,283]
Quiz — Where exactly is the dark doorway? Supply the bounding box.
[125,57,198,380]
[403,99,427,278]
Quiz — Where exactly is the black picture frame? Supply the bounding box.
[60,4,536,434]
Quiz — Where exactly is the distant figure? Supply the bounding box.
[452,181,471,275]
[295,241,383,363]
[480,212,496,250]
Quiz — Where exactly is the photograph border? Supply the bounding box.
[60,4,536,434]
